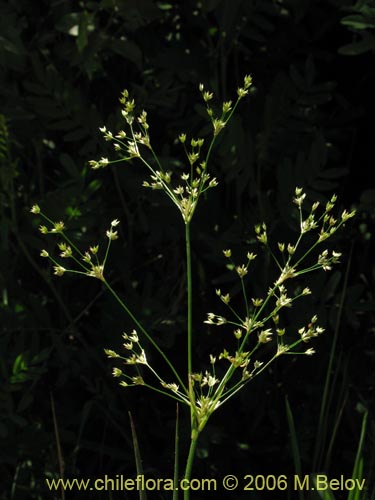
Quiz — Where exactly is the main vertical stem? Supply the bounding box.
[185,222,193,389]
[184,222,198,500]
[184,433,199,500]
[185,222,195,428]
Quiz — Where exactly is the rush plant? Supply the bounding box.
[31,76,355,499]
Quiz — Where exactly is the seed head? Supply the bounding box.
[305,348,315,356]
[51,221,65,233]
[104,349,120,358]
[106,228,118,240]
[236,264,248,278]
[222,101,232,113]
[30,204,40,214]
[258,329,273,343]
[53,265,66,277]
[203,91,213,102]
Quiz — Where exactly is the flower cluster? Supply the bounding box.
[298,316,325,342]
[87,76,253,224]
[199,74,252,136]
[30,205,120,282]
[105,329,196,405]
[197,188,355,415]
[104,330,150,387]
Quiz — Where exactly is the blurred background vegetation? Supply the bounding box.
[0,0,374,498]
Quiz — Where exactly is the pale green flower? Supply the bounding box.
[30,204,40,214]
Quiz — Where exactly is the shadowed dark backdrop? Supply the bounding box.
[0,1,374,498]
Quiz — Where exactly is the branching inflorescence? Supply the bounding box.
[31,75,355,496]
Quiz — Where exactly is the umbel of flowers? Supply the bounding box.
[88,75,253,224]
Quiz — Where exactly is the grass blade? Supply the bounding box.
[348,409,368,500]
[313,247,353,471]
[50,392,65,500]
[129,412,147,500]
[285,396,304,500]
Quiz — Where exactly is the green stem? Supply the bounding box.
[104,280,187,394]
[185,223,195,425]
[183,432,199,500]
[204,136,217,168]
[240,277,249,318]
[186,223,193,379]
[173,405,179,500]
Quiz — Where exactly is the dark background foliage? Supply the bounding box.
[0,0,374,499]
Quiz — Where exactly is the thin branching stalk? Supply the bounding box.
[104,280,187,394]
